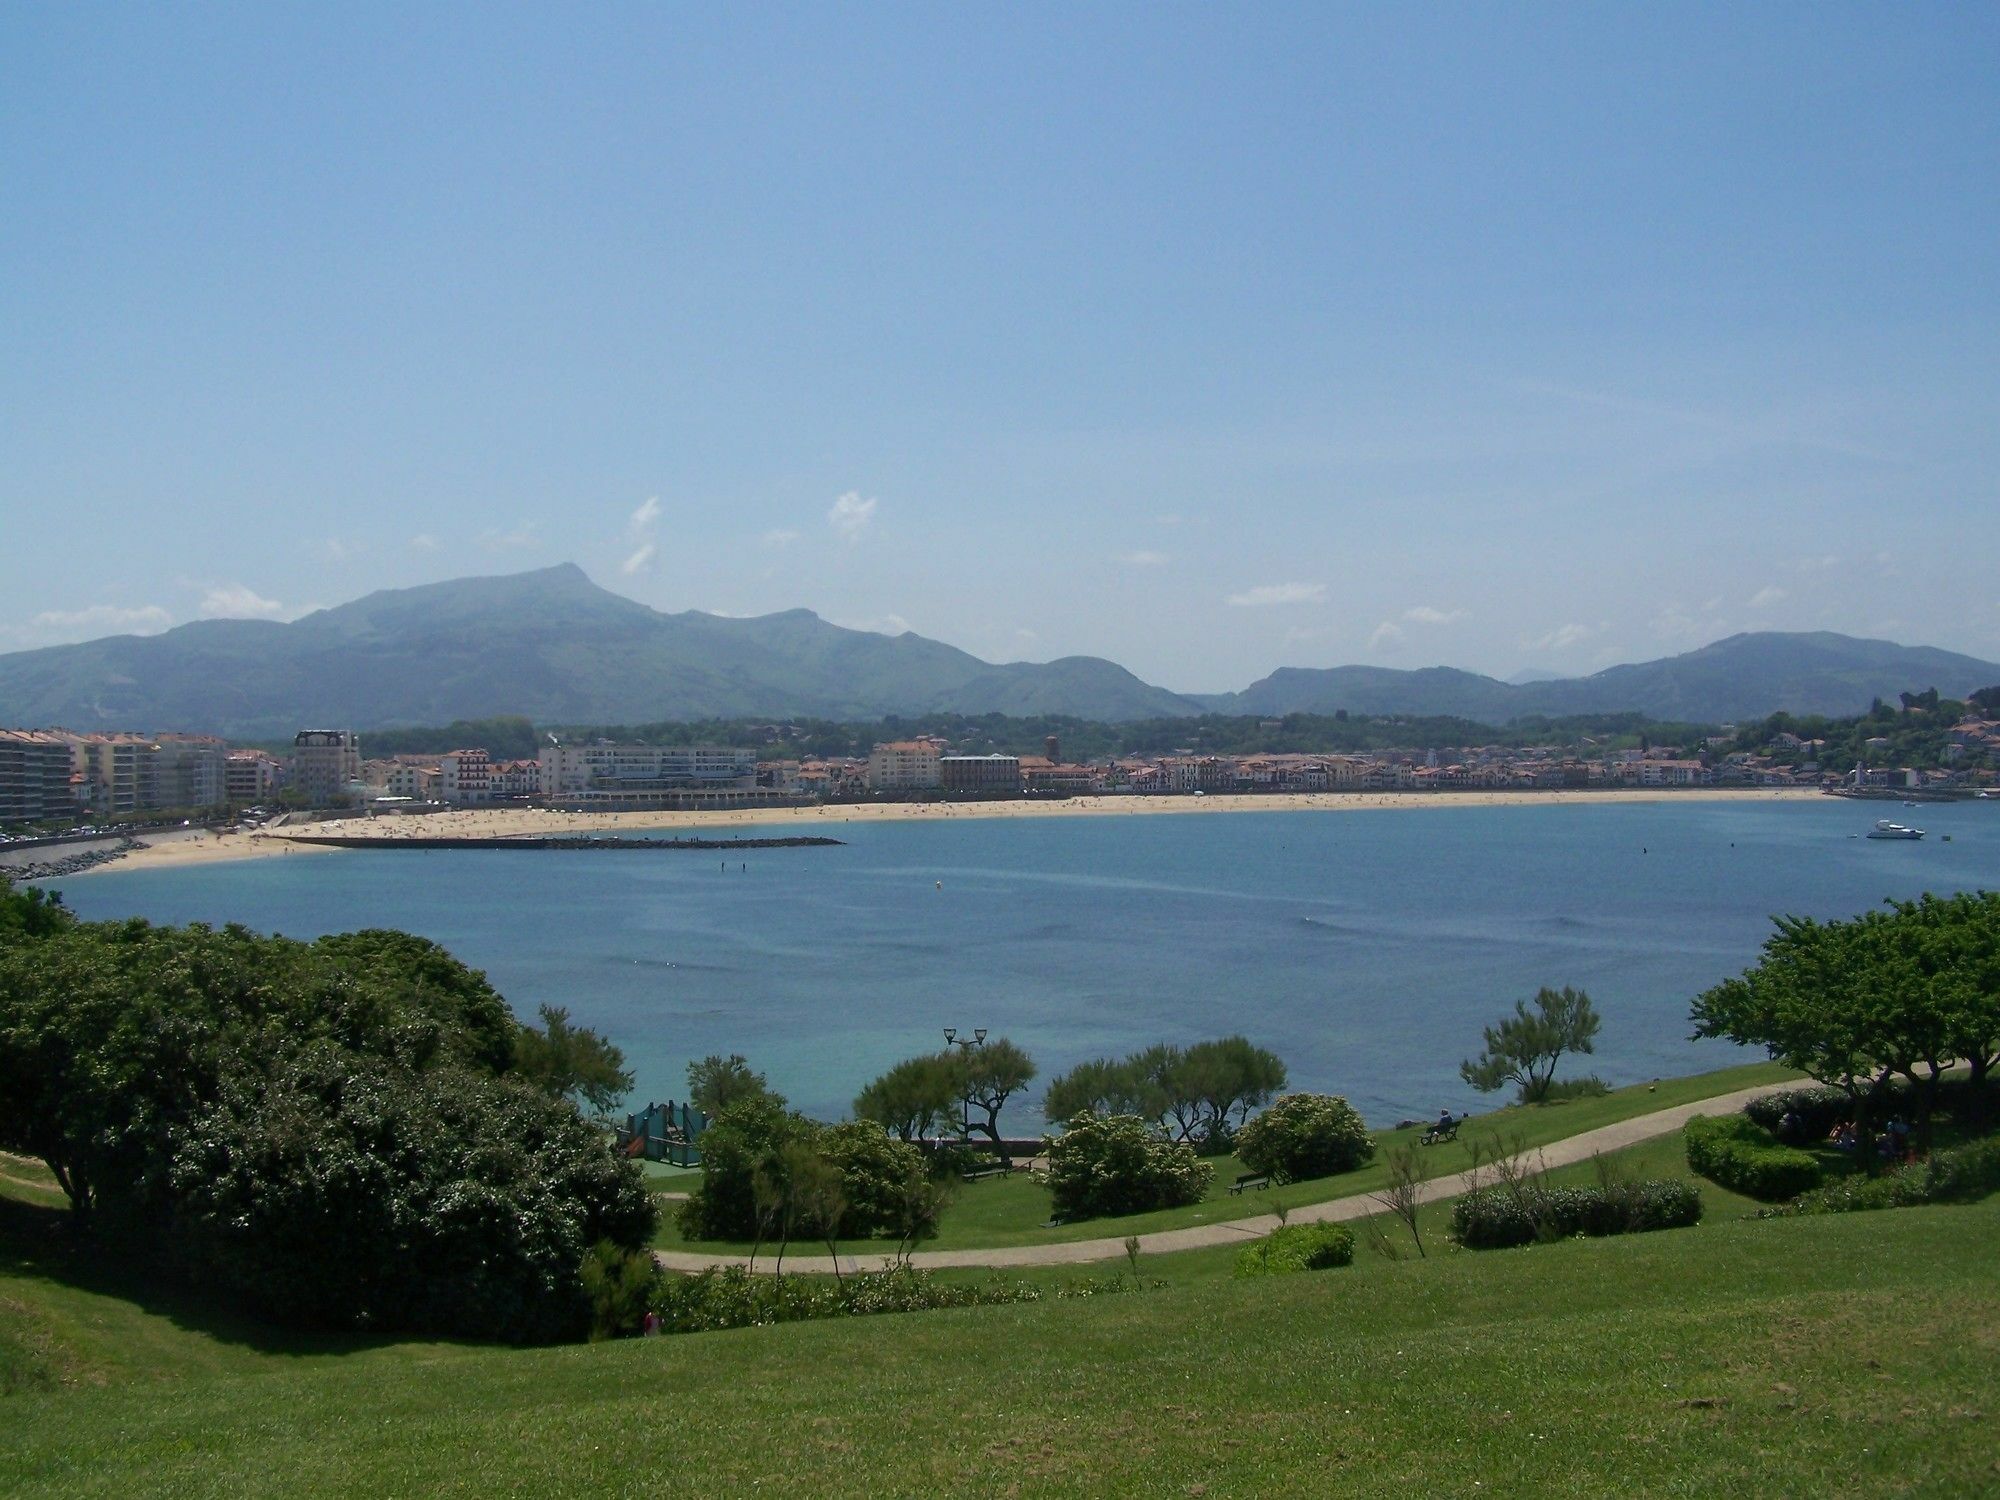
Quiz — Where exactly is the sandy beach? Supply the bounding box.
[77,787,1830,877]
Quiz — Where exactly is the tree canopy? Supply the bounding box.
[0,911,651,1341]
[1044,1037,1286,1151]
[1691,892,2000,1129]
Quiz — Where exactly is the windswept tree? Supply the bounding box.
[514,1003,634,1117]
[854,1053,960,1142]
[949,1037,1036,1164]
[1046,1037,1286,1152]
[1460,986,1602,1103]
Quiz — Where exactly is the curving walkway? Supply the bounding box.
[653,1082,1785,1276]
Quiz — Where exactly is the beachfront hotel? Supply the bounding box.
[291,730,362,806]
[538,741,768,810]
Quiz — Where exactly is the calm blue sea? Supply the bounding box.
[48,799,2000,1128]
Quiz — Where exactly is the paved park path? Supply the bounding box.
[653,1082,1786,1276]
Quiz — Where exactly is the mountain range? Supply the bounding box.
[0,564,1994,737]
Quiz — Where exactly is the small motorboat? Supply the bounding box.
[1866,820,1925,840]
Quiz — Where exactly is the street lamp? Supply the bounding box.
[943,1027,987,1139]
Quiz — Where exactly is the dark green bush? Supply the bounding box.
[1044,1112,1212,1221]
[650,1265,1133,1335]
[1233,1222,1355,1278]
[1770,1137,2000,1218]
[1743,1084,1854,1140]
[815,1121,937,1238]
[1745,1078,1998,1141]
[1235,1093,1375,1183]
[1451,1180,1702,1250]
[169,1046,656,1343]
[1684,1114,1823,1201]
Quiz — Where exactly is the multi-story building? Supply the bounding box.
[439,748,493,806]
[225,750,285,804]
[539,741,763,810]
[291,730,361,806]
[490,758,540,800]
[149,735,228,809]
[72,733,150,816]
[0,730,80,826]
[939,754,1021,794]
[867,740,942,791]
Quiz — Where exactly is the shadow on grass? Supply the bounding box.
[0,1194,415,1362]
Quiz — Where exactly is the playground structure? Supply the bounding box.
[617,1099,708,1167]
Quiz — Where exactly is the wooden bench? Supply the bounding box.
[1228,1172,1270,1195]
[1420,1119,1461,1146]
[961,1164,1012,1183]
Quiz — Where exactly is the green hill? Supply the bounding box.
[0,565,1203,736]
[1211,631,2000,723]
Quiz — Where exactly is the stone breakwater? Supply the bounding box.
[12,837,146,882]
[274,834,846,852]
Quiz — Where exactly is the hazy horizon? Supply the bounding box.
[4,7,1996,692]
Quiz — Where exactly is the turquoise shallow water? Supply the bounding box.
[48,798,2000,1128]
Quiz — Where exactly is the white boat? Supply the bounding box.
[1866,820,1925,840]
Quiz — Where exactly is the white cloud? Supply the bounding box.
[833,612,912,635]
[1114,550,1169,567]
[828,491,878,540]
[1791,554,1840,573]
[1227,582,1326,607]
[408,533,440,552]
[1747,585,1787,609]
[318,537,358,564]
[2,603,174,648]
[1531,622,1595,652]
[630,496,662,531]
[199,585,290,621]
[761,528,801,548]
[620,543,657,576]
[1368,620,1406,650]
[1402,605,1467,625]
[479,522,540,551]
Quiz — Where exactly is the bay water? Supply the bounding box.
[51,798,2000,1129]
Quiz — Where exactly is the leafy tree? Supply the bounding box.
[854,1053,959,1142]
[1236,1093,1375,1182]
[1970,685,2000,717]
[686,1053,774,1118]
[676,1093,810,1242]
[948,1038,1036,1164]
[0,915,651,1340]
[1180,1037,1289,1147]
[816,1121,935,1238]
[1691,893,2000,1138]
[1045,1037,1286,1152]
[1043,1112,1211,1221]
[1460,986,1602,1103]
[513,1004,634,1117]
[0,874,72,942]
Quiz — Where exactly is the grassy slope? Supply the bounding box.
[2,1199,1995,1496]
[652,1060,1800,1253]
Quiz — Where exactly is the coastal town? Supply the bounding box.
[5,711,1999,830]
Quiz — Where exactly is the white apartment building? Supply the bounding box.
[867,740,942,791]
[539,742,762,810]
[0,730,81,826]
[439,748,493,806]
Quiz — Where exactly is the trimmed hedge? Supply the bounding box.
[650,1265,1134,1335]
[1451,1180,1702,1250]
[1233,1223,1356,1278]
[1768,1137,2000,1218]
[1684,1113,1823,1201]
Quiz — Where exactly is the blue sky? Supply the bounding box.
[3,5,1996,691]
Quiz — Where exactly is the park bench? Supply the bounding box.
[1228,1172,1270,1195]
[961,1163,1012,1183]
[1420,1118,1460,1146]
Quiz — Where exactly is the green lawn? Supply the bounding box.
[3,1186,1994,1495]
[653,1060,1801,1254]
